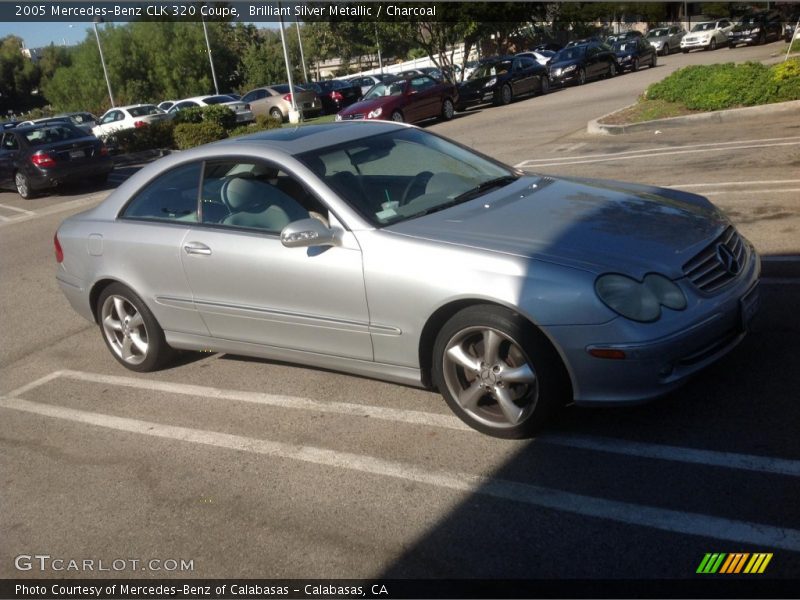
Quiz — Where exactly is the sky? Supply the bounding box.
[0,22,95,48]
[0,21,276,49]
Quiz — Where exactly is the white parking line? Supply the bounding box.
[0,203,35,215]
[9,370,800,478]
[0,194,108,228]
[516,140,800,169]
[2,393,800,551]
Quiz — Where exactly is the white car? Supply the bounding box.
[680,19,734,52]
[92,104,170,138]
[167,95,254,124]
[346,75,391,96]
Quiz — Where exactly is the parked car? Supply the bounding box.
[17,116,71,128]
[680,20,734,52]
[347,74,391,96]
[516,49,556,65]
[1,121,20,130]
[728,11,783,47]
[167,95,253,124]
[549,41,618,86]
[53,122,761,438]
[456,55,549,111]
[335,75,457,124]
[0,121,113,198]
[612,37,658,72]
[306,80,362,114]
[240,84,322,122]
[644,26,686,55]
[533,42,563,52]
[55,112,99,135]
[605,31,644,45]
[157,101,176,112]
[784,12,800,42]
[92,104,170,138]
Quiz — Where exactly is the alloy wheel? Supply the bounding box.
[442,326,539,429]
[101,294,150,366]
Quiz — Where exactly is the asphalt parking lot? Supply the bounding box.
[1,40,799,588]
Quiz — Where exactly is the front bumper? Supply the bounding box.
[456,87,496,109]
[545,245,761,405]
[729,33,761,45]
[680,38,712,50]
[549,68,580,85]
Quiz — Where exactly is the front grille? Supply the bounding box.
[683,226,747,293]
[339,113,365,120]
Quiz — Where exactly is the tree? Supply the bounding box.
[0,35,41,113]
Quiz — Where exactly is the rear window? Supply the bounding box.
[128,105,160,117]
[201,96,234,105]
[23,125,83,146]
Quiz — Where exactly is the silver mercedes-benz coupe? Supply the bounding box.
[55,122,760,437]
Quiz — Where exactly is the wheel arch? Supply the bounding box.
[417,297,573,398]
[89,277,137,323]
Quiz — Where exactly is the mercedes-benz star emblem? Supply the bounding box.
[716,244,740,275]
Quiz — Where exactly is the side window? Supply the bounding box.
[200,160,311,233]
[100,112,117,124]
[121,162,202,222]
[1,133,18,150]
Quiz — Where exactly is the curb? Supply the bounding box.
[588,99,800,135]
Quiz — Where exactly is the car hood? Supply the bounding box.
[387,175,728,278]
[459,75,499,91]
[549,58,582,70]
[338,96,395,115]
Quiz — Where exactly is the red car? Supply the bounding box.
[335,75,457,124]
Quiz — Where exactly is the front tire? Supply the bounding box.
[432,305,569,438]
[498,84,512,106]
[539,76,550,95]
[97,283,174,372]
[708,38,717,51]
[390,110,404,122]
[577,68,587,85]
[651,53,658,68]
[632,58,640,72]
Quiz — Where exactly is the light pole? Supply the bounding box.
[295,19,308,83]
[92,18,115,107]
[202,18,220,95]
[278,4,299,123]
[374,23,383,74]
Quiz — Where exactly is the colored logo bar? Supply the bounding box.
[697,553,773,574]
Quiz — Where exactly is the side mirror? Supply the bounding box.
[280,217,336,248]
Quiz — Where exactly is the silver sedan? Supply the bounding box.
[55,122,760,438]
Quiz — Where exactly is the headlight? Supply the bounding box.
[595,273,687,322]
[750,27,761,33]
[621,55,632,61]
[563,65,577,73]
[484,77,497,88]
[367,107,382,119]
[335,114,342,121]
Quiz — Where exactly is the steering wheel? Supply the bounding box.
[400,171,434,205]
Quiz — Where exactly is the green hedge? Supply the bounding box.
[173,121,227,150]
[173,104,237,130]
[646,59,800,111]
[110,121,175,153]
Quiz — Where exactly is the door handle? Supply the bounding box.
[184,242,212,255]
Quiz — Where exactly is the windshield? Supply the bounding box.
[646,29,668,38]
[692,23,715,32]
[469,60,513,79]
[363,80,404,99]
[554,46,585,61]
[739,16,761,25]
[297,128,514,226]
[614,41,636,52]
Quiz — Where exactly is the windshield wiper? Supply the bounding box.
[451,175,520,203]
[405,175,519,220]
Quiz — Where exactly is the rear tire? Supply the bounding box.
[441,98,455,121]
[269,107,284,122]
[15,172,36,199]
[97,283,175,372]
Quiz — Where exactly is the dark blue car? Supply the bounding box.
[456,55,549,111]
[612,38,658,72]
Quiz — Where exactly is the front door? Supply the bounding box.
[179,158,373,360]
